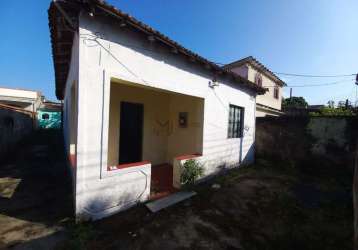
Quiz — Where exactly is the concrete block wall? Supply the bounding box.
[0,106,33,159]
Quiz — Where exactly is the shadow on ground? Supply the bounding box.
[0,130,73,249]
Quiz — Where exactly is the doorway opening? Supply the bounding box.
[119,102,143,164]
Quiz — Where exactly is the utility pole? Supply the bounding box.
[290,88,292,100]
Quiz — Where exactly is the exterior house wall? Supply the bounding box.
[71,13,256,220]
[107,82,171,166]
[231,64,283,116]
[0,88,41,112]
[107,81,204,167]
[166,94,204,162]
[62,33,80,194]
[230,65,248,79]
[247,65,282,111]
[0,88,38,99]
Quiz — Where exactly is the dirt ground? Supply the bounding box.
[0,130,353,250]
[0,130,72,250]
[65,159,353,250]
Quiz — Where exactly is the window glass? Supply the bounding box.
[274,87,279,99]
[255,73,262,87]
[42,113,50,120]
[228,105,244,138]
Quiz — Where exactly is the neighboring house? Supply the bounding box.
[0,87,42,112]
[224,56,286,117]
[37,101,62,129]
[0,103,34,158]
[48,0,265,220]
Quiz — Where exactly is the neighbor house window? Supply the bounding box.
[274,87,279,99]
[228,105,244,138]
[255,73,262,87]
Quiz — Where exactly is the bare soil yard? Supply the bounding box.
[0,130,353,250]
[64,159,353,250]
[0,130,72,250]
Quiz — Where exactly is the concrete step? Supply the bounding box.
[146,191,196,213]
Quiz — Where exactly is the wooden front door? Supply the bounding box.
[119,102,144,164]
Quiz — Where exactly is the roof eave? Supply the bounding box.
[49,0,266,99]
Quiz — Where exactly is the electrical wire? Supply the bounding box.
[272,72,355,78]
[79,33,358,81]
[263,79,355,88]
[81,33,356,93]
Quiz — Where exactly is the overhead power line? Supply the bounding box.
[263,79,354,88]
[271,72,355,78]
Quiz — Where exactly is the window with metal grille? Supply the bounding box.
[228,105,244,138]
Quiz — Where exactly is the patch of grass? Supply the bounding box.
[59,221,96,250]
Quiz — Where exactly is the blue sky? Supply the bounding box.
[0,0,357,105]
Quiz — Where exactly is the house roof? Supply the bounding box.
[223,56,286,87]
[48,0,266,100]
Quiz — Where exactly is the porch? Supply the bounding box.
[106,79,204,199]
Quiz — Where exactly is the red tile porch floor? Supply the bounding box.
[150,164,178,200]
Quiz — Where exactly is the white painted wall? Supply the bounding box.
[69,13,257,220]
[62,33,80,207]
[0,88,39,100]
[0,88,41,112]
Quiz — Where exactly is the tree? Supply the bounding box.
[282,97,308,108]
[345,99,352,109]
[337,101,345,108]
[327,100,335,108]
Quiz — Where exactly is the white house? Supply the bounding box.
[0,87,42,112]
[48,0,265,220]
[224,56,286,117]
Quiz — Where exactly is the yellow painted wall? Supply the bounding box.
[167,94,204,162]
[247,65,282,111]
[108,82,170,166]
[107,81,204,166]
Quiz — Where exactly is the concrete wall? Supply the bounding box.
[0,106,33,159]
[355,142,358,249]
[256,116,357,168]
[354,141,358,248]
[231,64,282,113]
[70,13,257,220]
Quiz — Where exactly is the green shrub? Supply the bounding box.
[180,159,204,186]
[309,107,356,116]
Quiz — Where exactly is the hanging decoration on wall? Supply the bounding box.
[154,118,172,136]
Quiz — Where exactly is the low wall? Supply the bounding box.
[0,105,34,159]
[256,116,357,169]
[354,140,358,248]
